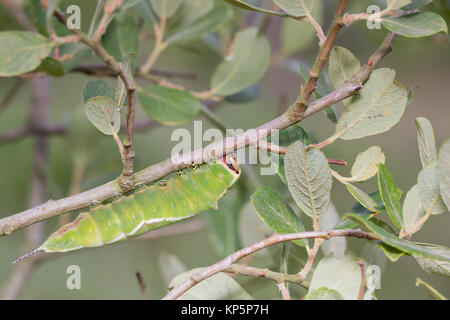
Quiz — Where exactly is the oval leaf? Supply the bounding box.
[0,31,53,76]
[336,68,408,140]
[169,268,253,300]
[415,244,450,278]
[210,27,270,96]
[250,186,306,247]
[350,146,385,182]
[285,142,332,219]
[378,164,403,229]
[418,161,447,215]
[273,0,313,17]
[85,96,120,135]
[382,12,448,38]
[309,252,362,300]
[150,0,183,18]
[137,85,201,125]
[437,138,450,211]
[415,117,437,167]
[402,184,427,234]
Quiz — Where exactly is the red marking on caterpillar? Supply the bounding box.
[57,215,84,236]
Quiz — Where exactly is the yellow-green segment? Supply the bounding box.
[39,155,240,253]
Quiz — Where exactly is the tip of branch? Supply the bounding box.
[13,247,40,264]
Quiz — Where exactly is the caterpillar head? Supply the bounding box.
[223,152,240,175]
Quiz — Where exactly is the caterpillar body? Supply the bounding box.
[37,154,240,254]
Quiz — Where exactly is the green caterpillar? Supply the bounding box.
[16,154,240,260]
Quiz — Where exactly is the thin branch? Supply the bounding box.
[163,229,379,300]
[0,0,35,31]
[289,0,347,120]
[357,259,367,300]
[135,272,147,300]
[72,64,197,80]
[0,32,397,237]
[53,8,137,191]
[1,77,51,299]
[0,124,66,145]
[0,79,24,115]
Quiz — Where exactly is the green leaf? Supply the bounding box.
[137,85,201,125]
[206,187,244,257]
[402,185,427,234]
[335,68,408,140]
[101,12,139,65]
[345,213,450,262]
[378,164,403,229]
[415,117,437,167]
[224,83,261,103]
[158,252,187,286]
[210,27,270,96]
[387,0,412,10]
[269,124,310,184]
[333,192,384,230]
[224,0,290,17]
[84,96,120,135]
[382,12,448,38]
[34,56,65,76]
[83,80,115,103]
[0,31,53,76]
[402,0,433,10]
[298,60,338,123]
[169,268,253,300]
[418,161,447,215]
[165,2,232,44]
[416,278,448,300]
[285,142,332,219]
[437,138,450,211]
[414,244,450,278]
[150,0,183,18]
[309,252,362,300]
[273,0,313,17]
[250,186,306,247]
[376,242,405,262]
[346,184,378,213]
[304,287,343,300]
[349,146,386,182]
[328,46,361,105]
[115,53,133,109]
[280,0,323,54]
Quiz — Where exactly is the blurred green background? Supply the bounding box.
[0,0,449,299]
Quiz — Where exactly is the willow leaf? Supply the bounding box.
[285,142,332,219]
[378,164,403,229]
[335,68,408,140]
[437,138,450,211]
[418,161,447,215]
[346,213,450,262]
[415,117,437,167]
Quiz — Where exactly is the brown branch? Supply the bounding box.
[0,79,24,115]
[0,0,35,31]
[0,32,397,237]
[1,77,51,299]
[163,229,379,300]
[53,8,137,191]
[290,0,347,120]
[72,64,197,81]
[135,272,147,300]
[357,259,367,300]
[0,124,66,145]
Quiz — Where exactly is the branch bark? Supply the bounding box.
[0,31,397,236]
[163,229,379,300]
